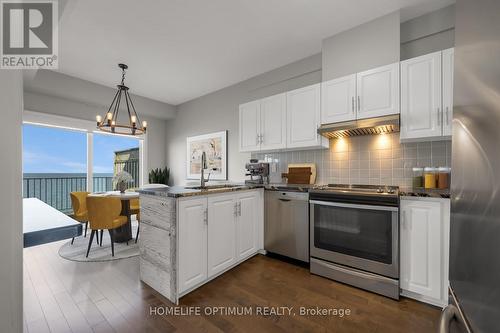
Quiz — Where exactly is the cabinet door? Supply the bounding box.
[207,195,237,278]
[442,48,454,137]
[236,191,260,260]
[356,63,399,120]
[239,100,261,152]
[400,200,442,300]
[178,198,207,293]
[400,52,442,140]
[260,93,287,150]
[321,74,357,123]
[286,83,324,148]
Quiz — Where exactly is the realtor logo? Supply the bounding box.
[1,0,58,69]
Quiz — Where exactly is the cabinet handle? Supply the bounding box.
[256,135,259,145]
[204,208,208,225]
[238,202,241,216]
[352,96,355,113]
[260,134,264,144]
[234,202,238,217]
[437,108,441,126]
[357,96,360,111]
[446,107,450,125]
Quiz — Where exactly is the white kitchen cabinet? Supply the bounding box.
[178,197,208,294]
[442,48,454,136]
[400,198,450,307]
[260,93,287,150]
[178,189,264,296]
[400,49,454,141]
[236,190,260,260]
[321,74,357,123]
[207,195,237,278]
[356,63,400,120]
[239,100,261,152]
[286,83,328,149]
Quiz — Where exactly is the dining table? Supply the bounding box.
[88,191,139,243]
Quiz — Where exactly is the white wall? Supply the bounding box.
[0,71,23,332]
[400,4,455,60]
[322,11,400,81]
[166,54,322,185]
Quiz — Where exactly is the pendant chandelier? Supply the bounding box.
[96,63,147,135]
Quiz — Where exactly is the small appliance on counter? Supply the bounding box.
[244,160,269,184]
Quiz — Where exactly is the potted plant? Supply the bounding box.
[113,171,133,193]
[149,167,170,185]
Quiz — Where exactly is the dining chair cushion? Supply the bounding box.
[87,196,126,230]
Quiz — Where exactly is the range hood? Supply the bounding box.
[317,114,400,139]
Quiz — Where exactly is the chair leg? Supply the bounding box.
[135,223,140,243]
[108,230,115,257]
[86,230,95,258]
[96,230,99,245]
[99,230,103,246]
[84,222,88,237]
[71,237,75,245]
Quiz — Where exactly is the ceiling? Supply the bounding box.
[55,0,454,106]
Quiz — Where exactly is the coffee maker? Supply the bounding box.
[245,160,269,184]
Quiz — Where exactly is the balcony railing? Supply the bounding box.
[23,176,113,214]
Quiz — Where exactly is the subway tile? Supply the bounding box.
[369,169,380,178]
[370,159,381,170]
[393,168,404,178]
[392,148,402,159]
[380,159,392,169]
[370,178,381,185]
[392,158,403,168]
[380,169,392,179]
[349,160,360,169]
[404,147,417,159]
[340,160,349,169]
[379,149,392,159]
[359,169,370,178]
[359,151,370,160]
[359,160,370,169]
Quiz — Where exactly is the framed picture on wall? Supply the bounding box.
[186,130,227,180]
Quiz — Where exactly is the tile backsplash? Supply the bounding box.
[251,133,451,188]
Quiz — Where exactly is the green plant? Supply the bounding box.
[148,167,170,185]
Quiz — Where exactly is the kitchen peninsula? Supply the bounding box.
[137,185,264,303]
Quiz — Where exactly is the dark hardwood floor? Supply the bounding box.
[24,240,440,333]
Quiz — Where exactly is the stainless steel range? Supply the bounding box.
[309,184,400,299]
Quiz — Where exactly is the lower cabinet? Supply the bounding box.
[400,198,450,307]
[178,189,263,295]
[177,197,208,294]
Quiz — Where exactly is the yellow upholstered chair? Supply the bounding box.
[86,196,128,257]
[70,191,90,244]
[130,198,141,243]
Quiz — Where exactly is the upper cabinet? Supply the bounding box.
[356,63,400,120]
[442,48,454,136]
[239,100,261,152]
[260,93,287,150]
[400,48,454,141]
[321,63,399,124]
[239,85,328,153]
[321,74,356,123]
[287,84,327,149]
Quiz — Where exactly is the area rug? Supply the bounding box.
[59,223,139,262]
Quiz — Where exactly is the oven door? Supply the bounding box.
[310,200,399,278]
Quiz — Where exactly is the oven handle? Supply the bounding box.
[310,200,398,212]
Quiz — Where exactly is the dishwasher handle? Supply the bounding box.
[278,198,291,202]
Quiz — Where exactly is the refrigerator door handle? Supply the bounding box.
[438,305,460,333]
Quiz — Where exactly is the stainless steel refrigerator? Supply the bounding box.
[443,0,500,332]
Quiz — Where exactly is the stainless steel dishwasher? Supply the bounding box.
[264,190,309,262]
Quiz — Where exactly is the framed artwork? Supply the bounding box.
[186,130,227,180]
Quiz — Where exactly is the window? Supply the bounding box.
[23,124,87,213]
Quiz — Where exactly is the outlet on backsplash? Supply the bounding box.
[251,133,451,187]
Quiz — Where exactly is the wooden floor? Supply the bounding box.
[24,240,440,333]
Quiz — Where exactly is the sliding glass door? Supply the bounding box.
[22,124,87,213]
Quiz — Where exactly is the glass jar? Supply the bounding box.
[437,167,451,189]
[412,167,424,188]
[424,167,437,189]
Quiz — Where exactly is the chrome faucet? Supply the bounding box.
[200,151,211,188]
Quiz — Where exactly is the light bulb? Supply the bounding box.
[96,115,102,123]
[111,120,116,126]
[131,115,137,124]
[142,120,147,128]
[106,112,113,120]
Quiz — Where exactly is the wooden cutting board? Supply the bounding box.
[281,163,316,184]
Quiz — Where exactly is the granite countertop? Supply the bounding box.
[137,183,451,199]
[137,183,264,198]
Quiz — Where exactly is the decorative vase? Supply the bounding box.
[117,182,127,193]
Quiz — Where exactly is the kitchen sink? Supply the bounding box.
[184,184,242,190]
